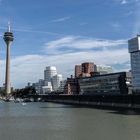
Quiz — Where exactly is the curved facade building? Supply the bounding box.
[52,74,63,91]
[44,66,57,82]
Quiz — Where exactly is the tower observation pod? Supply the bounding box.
[3,22,14,96]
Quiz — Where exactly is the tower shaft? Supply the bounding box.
[5,42,11,94]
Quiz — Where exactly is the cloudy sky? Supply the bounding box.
[0,0,139,88]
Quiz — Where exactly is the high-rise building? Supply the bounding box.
[3,22,14,95]
[75,62,94,78]
[75,65,82,78]
[34,66,63,94]
[82,62,94,74]
[128,35,140,92]
[52,74,63,91]
[44,66,57,82]
[95,65,113,74]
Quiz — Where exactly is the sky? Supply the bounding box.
[0,0,139,88]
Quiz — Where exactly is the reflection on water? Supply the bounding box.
[0,102,140,140]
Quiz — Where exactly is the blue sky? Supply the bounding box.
[0,0,139,88]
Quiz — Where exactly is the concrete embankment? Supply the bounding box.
[29,94,140,110]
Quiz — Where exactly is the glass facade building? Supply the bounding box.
[128,35,140,92]
[79,72,131,95]
[44,66,57,82]
[95,65,114,75]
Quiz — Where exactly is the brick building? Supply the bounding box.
[75,62,94,78]
[82,62,94,73]
[75,65,82,78]
[64,75,79,95]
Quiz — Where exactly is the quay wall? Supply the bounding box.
[29,94,140,110]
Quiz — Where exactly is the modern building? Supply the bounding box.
[44,80,50,86]
[52,74,63,91]
[80,73,91,78]
[64,75,79,95]
[81,62,94,74]
[44,66,57,82]
[75,65,82,78]
[59,80,67,92]
[95,65,113,74]
[42,82,52,94]
[32,79,44,94]
[33,66,63,94]
[79,72,132,95]
[75,62,94,78]
[32,80,53,94]
[128,35,140,92]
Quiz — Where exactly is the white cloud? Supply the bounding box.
[114,0,139,5]
[0,36,130,88]
[121,0,127,4]
[121,0,140,4]
[0,26,63,36]
[1,50,130,88]
[44,36,127,54]
[12,27,62,36]
[51,17,71,23]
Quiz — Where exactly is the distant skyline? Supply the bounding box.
[0,0,139,88]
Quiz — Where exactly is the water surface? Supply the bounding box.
[0,102,140,140]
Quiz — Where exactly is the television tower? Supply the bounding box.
[3,22,14,95]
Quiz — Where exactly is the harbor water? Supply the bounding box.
[0,102,140,140]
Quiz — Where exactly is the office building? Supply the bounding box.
[75,65,82,78]
[44,66,57,82]
[75,62,94,78]
[128,35,140,92]
[52,74,63,91]
[95,65,113,75]
[33,66,63,94]
[32,79,44,94]
[79,72,132,95]
[64,75,80,95]
[82,62,94,74]
[42,82,52,94]
[59,80,67,92]
[33,80,53,94]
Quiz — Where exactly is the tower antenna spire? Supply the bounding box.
[8,21,11,32]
